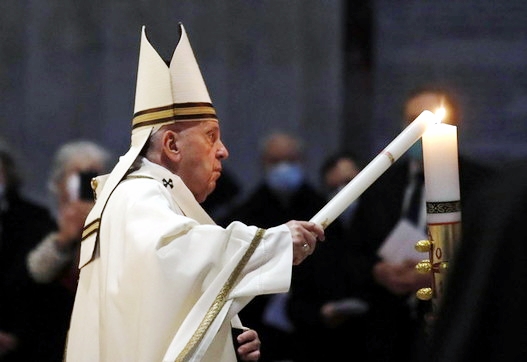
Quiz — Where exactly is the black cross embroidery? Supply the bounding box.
[162,178,174,188]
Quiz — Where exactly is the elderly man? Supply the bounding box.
[65,23,324,362]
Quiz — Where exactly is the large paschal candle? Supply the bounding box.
[422,122,460,224]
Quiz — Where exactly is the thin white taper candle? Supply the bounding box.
[310,110,437,229]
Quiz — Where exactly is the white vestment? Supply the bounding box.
[65,159,293,362]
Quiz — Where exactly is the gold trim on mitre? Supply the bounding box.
[132,102,217,131]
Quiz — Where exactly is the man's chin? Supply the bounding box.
[198,183,217,204]
[208,181,217,196]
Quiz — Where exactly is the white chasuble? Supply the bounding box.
[66,159,293,362]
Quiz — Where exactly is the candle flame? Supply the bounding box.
[434,107,446,124]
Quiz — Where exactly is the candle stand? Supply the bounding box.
[415,204,462,325]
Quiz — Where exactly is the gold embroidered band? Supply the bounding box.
[426,200,461,214]
[81,218,100,241]
[175,228,266,362]
[80,176,155,243]
[132,102,217,130]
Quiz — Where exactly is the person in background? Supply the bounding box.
[346,85,496,361]
[288,150,371,361]
[65,24,324,362]
[28,140,111,287]
[220,131,327,362]
[19,141,111,361]
[319,151,362,230]
[0,138,56,361]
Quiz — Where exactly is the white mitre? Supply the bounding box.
[79,23,217,267]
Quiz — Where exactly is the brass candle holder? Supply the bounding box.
[415,201,462,324]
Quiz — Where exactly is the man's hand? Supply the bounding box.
[55,200,94,251]
[285,220,325,265]
[235,329,261,361]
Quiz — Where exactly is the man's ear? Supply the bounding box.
[162,130,180,160]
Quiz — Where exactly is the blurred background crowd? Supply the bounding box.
[1,1,527,361]
[2,1,526,205]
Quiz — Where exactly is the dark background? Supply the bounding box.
[1,0,526,206]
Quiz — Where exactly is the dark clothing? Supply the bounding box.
[0,192,73,362]
[288,212,372,362]
[221,182,326,362]
[414,160,527,362]
[221,183,326,230]
[346,156,496,361]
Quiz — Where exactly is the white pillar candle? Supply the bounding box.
[422,123,461,224]
[310,110,437,229]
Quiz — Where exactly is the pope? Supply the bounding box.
[64,23,324,362]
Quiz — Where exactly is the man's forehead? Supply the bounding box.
[200,120,220,132]
[176,119,219,131]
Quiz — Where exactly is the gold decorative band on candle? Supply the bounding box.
[426,200,461,214]
[383,151,395,164]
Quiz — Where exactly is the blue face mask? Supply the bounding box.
[407,139,423,161]
[266,162,304,193]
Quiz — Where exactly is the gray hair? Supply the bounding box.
[48,140,112,195]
